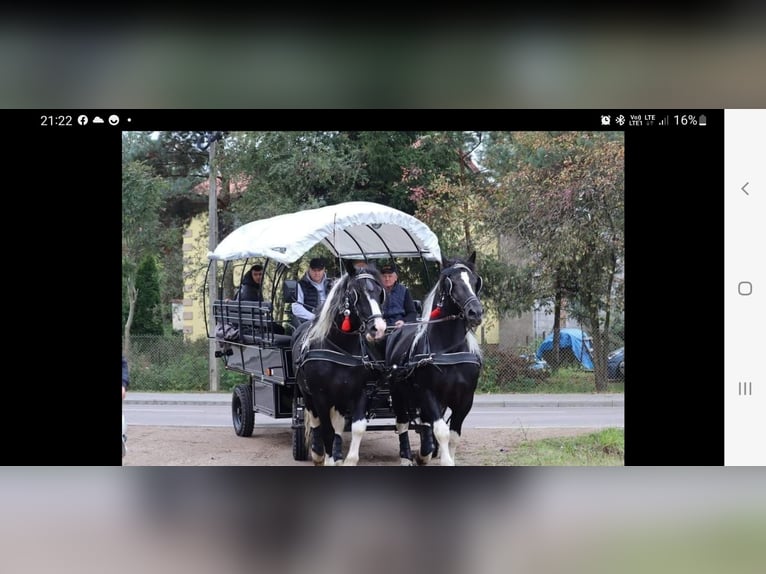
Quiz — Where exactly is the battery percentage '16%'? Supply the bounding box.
[674,114,698,126]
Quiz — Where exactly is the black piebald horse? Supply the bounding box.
[387,252,484,466]
[292,261,388,465]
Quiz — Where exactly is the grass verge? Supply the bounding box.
[482,427,624,466]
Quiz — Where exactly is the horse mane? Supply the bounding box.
[304,273,350,346]
[412,282,438,350]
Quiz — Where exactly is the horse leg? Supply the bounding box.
[329,407,346,465]
[432,418,455,466]
[449,430,460,463]
[314,409,338,466]
[343,393,369,466]
[415,425,434,465]
[414,390,442,465]
[447,394,474,465]
[390,385,413,466]
[395,423,413,466]
[306,411,326,466]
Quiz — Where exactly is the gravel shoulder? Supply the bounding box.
[122,425,603,466]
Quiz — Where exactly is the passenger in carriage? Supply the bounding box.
[350,259,375,271]
[292,258,333,326]
[234,264,264,302]
[380,263,417,329]
[233,263,285,334]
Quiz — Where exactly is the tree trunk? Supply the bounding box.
[551,288,562,370]
[123,279,137,359]
[590,309,609,392]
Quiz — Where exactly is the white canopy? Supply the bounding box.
[208,201,442,264]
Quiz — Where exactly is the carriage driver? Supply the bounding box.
[380,263,417,329]
[292,258,333,326]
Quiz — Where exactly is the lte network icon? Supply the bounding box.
[601,115,611,126]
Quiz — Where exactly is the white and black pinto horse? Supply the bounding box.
[387,252,484,466]
[292,261,388,465]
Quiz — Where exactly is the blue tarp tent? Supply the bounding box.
[535,328,595,370]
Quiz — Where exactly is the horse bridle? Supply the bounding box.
[340,272,385,334]
[438,264,482,319]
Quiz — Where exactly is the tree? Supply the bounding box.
[122,156,165,357]
[123,131,220,315]
[132,255,163,335]
[408,132,539,317]
[485,132,624,390]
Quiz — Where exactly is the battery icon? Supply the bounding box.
[698,114,707,126]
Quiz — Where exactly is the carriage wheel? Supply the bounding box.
[292,396,308,461]
[232,384,255,437]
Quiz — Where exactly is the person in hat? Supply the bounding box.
[380,262,417,329]
[292,257,333,326]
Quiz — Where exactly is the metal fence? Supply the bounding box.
[125,334,623,394]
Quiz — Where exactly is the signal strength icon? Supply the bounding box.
[658,115,669,126]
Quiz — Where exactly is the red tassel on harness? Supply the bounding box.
[341,316,352,332]
[430,307,442,320]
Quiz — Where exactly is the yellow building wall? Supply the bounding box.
[475,234,499,345]
[182,214,211,340]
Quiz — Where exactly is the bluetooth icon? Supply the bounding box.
[616,115,626,126]
[77,115,88,126]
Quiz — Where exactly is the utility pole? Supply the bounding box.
[207,133,221,391]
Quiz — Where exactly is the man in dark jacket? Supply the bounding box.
[292,258,332,326]
[235,264,264,302]
[233,264,287,334]
[380,263,417,328]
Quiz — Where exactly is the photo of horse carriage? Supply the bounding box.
[205,201,484,465]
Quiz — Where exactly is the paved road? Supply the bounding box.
[124,392,624,430]
[125,391,624,408]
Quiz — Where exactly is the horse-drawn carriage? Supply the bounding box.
[206,201,484,465]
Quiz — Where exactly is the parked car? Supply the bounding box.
[607,347,624,380]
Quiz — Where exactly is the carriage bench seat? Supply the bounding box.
[213,301,292,348]
[240,332,293,348]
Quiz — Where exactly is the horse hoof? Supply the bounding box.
[400,458,414,466]
[414,454,432,466]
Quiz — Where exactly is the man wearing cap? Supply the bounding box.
[292,257,332,326]
[380,263,417,329]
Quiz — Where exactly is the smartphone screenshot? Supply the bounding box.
[17,109,763,466]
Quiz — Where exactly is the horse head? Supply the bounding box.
[437,251,484,330]
[341,260,387,342]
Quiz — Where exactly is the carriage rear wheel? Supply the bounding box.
[292,396,308,461]
[232,384,255,437]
